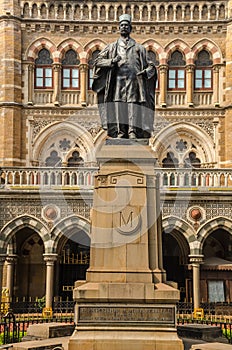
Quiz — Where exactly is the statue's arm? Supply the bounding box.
[137,47,157,81]
[94,45,120,68]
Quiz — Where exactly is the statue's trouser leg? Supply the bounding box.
[115,102,128,138]
[106,102,118,138]
[128,102,139,137]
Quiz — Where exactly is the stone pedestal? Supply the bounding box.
[69,142,184,350]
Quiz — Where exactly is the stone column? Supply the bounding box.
[147,174,165,283]
[6,255,17,298]
[79,64,88,107]
[186,64,194,107]
[43,253,58,309]
[189,255,203,309]
[159,65,168,107]
[0,255,6,306]
[28,63,34,105]
[53,63,61,106]
[213,65,220,107]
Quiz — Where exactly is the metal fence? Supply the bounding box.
[1,300,75,317]
[0,311,74,345]
[177,302,232,316]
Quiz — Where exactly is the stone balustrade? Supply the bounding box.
[32,89,212,107]
[0,167,98,189]
[21,1,227,22]
[0,167,232,191]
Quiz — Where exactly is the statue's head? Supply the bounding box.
[119,14,132,35]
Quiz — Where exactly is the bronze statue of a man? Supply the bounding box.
[92,14,157,139]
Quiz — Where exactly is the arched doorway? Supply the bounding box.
[56,229,90,299]
[202,228,232,303]
[162,230,190,301]
[15,228,45,298]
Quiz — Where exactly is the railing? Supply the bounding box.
[0,311,74,345]
[167,91,186,106]
[1,167,232,191]
[0,167,98,189]
[31,90,214,108]
[34,90,53,105]
[193,91,213,106]
[159,168,232,188]
[176,302,232,316]
[1,299,75,316]
[21,1,227,22]
[61,91,80,105]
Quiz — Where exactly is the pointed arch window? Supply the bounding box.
[168,51,186,90]
[35,49,53,89]
[62,49,80,90]
[194,50,213,90]
[184,151,201,168]
[45,150,62,167]
[67,151,84,167]
[88,50,101,90]
[162,152,179,168]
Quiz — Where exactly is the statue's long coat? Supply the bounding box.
[92,38,157,132]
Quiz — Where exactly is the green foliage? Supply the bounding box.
[223,328,232,340]
[36,296,46,310]
[0,331,26,345]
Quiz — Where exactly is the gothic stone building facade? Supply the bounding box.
[0,0,232,311]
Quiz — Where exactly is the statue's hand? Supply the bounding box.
[112,55,122,64]
[137,70,147,78]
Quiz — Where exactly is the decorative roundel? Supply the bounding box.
[187,206,205,224]
[42,205,60,221]
[190,208,202,221]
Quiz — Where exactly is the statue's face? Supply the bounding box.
[119,21,131,36]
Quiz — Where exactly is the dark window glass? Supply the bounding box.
[194,50,213,90]
[35,49,53,89]
[62,50,80,89]
[168,51,186,90]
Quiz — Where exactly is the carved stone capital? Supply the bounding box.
[79,64,88,72]
[28,63,35,71]
[43,253,58,265]
[189,254,204,264]
[186,64,195,73]
[6,254,18,264]
[213,64,220,72]
[53,63,61,71]
[159,64,168,74]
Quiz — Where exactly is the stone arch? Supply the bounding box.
[164,40,192,64]
[25,38,57,62]
[192,39,223,65]
[0,215,49,254]
[142,39,163,63]
[32,121,96,165]
[22,2,30,17]
[93,129,108,153]
[163,216,195,243]
[40,3,47,19]
[84,39,107,61]
[152,121,215,166]
[162,216,193,272]
[197,217,232,250]
[57,39,83,63]
[51,215,91,252]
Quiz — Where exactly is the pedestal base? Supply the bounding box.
[69,327,183,350]
[69,291,184,350]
